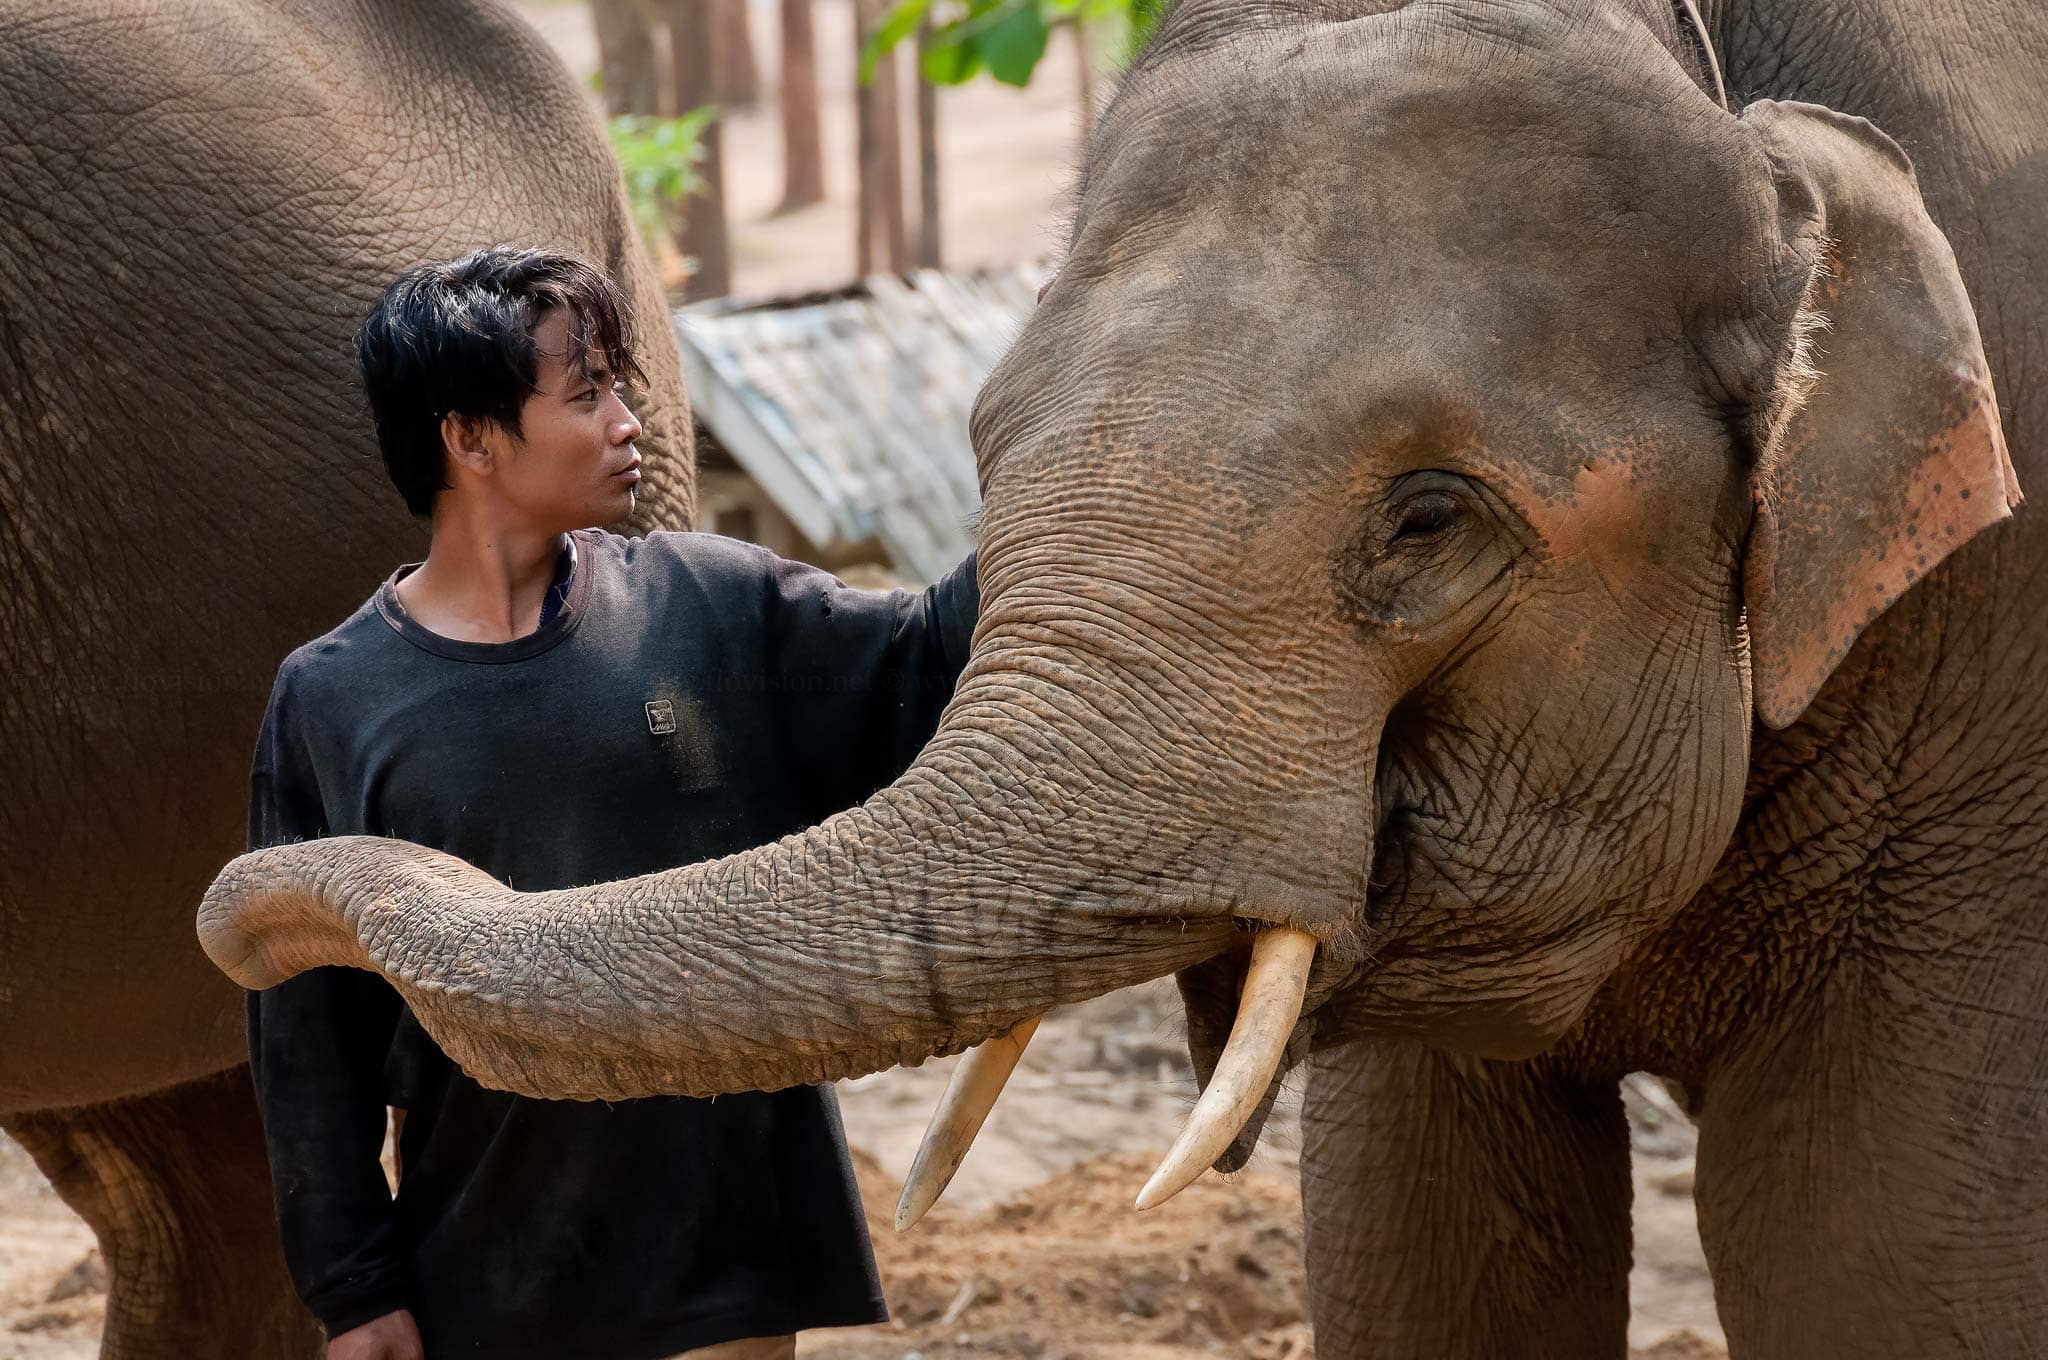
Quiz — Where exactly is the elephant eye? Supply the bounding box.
[1342,475,1516,633]
[1391,493,1460,544]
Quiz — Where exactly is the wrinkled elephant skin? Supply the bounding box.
[196,1,2048,1357]
[0,3,692,1355]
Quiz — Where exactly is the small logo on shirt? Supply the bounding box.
[644,699,677,735]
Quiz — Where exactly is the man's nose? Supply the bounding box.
[613,406,643,444]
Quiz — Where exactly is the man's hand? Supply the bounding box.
[328,1309,424,1360]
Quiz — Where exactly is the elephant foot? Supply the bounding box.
[4,1066,322,1360]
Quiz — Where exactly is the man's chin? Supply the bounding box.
[598,485,638,531]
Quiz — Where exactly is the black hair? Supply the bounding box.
[356,246,649,517]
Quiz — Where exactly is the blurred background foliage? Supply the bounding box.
[607,109,718,247]
[860,0,1168,87]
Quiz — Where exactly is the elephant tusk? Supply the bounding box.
[1134,926,1317,1211]
[894,1015,1043,1231]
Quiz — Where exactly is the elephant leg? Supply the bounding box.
[1693,982,2048,1359]
[1300,1038,1633,1360]
[3,1066,322,1360]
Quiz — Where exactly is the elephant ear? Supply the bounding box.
[1740,100,2021,729]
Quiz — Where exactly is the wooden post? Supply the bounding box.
[667,0,732,298]
[714,0,761,107]
[777,0,824,211]
[915,18,941,269]
[592,0,662,118]
[853,0,908,276]
[854,4,875,274]
[1074,18,1096,148]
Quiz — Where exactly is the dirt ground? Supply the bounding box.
[0,983,1725,1359]
[0,5,1729,1356]
[813,983,1728,1360]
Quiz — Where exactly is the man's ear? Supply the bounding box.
[441,412,494,479]
[1740,100,2021,729]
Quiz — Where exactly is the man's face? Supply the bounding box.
[487,304,643,531]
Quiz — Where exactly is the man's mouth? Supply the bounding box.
[613,454,643,482]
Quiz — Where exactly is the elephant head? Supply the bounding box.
[197,0,2017,1203]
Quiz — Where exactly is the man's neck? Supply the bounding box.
[395,510,570,644]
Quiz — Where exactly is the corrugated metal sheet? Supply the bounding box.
[673,264,1049,584]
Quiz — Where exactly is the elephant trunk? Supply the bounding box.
[198,658,1358,1101]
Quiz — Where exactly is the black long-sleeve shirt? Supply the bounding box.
[246,529,978,1359]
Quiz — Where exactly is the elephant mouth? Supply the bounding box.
[891,924,1320,1228]
[885,705,1394,1224]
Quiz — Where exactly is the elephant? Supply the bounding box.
[0,2,693,1354]
[200,0,2048,1356]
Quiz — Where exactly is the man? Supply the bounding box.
[247,247,978,1360]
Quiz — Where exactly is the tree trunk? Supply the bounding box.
[915,18,942,269]
[593,0,662,118]
[878,38,909,272]
[667,0,732,298]
[777,0,824,211]
[1074,18,1096,148]
[855,38,874,272]
[854,0,908,275]
[714,0,761,107]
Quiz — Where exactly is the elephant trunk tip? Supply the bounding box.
[195,839,398,990]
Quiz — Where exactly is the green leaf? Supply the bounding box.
[920,32,982,84]
[1086,0,1166,68]
[606,111,716,250]
[864,0,1157,88]
[980,2,1050,86]
[860,0,932,84]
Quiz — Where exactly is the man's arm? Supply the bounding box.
[763,548,979,820]
[243,664,414,1344]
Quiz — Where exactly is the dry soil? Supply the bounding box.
[0,983,1724,1359]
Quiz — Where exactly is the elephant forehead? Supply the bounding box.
[1081,0,1773,291]
[996,9,1776,517]
[1004,241,1729,500]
